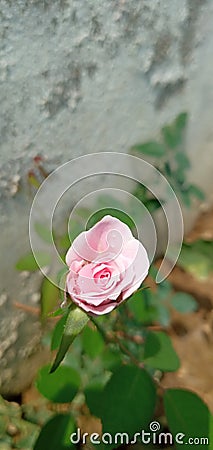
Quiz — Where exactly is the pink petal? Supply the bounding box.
[73,298,117,315]
[121,239,149,300]
[66,215,133,266]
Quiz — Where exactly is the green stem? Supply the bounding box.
[90,316,142,368]
[90,316,112,343]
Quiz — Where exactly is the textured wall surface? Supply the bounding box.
[0,0,213,394]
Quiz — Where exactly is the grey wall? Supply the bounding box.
[0,0,213,394]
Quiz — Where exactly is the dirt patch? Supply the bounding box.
[160,208,213,412]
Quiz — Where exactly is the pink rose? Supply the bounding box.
[65,215,149,315]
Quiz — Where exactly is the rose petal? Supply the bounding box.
[65,215,150,315]
[67,265,121,306]
[66,215,133,266]
[121,239,149,299]
[72,297,117,315]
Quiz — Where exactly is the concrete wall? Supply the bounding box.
[0,0,213,394]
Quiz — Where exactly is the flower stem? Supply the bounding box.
[90,316,143,368]
[90,316,113,343]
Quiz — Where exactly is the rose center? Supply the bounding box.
[94,269,111,286]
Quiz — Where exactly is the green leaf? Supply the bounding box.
[131,141,166,157]
[34,222,53,244]
[157,279,172,300]
[84,382,106,418]
[181,188,192,208]
[48,306,69,318]
[178,240,213,280]
[164,389,211,449]
[171,292,197,313]
[175,152,190,171]
[41,278,59,319]
[175,112,188,130]
[162,125,179,148]
[50,307,89,373]
[144,331,180,372]
[164,161,172,178]
[87,209,135,231]
[101,347,123,371]
[156,304,171,326]
[35,364,80,403]
[81,325,104,359]
[16,252,51,271]
[51,312,69,351]
[210,415,213,448]
[133,183,147,202]
[144,198,162,213]
[162,112,188,149]
[128,290,158,324]
[188,184,205,201]
[175,167,186,185]
[34,414,76,450]
[98,365,156,446]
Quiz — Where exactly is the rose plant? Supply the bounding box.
[32,214,211,450]
[13,114,211,449]
[65,215,149,315]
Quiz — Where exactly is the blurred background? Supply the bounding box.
[0,1,213,449]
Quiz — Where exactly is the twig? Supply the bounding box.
[114,336,143,368]
[90,316,143,368]
[13,301,58,321]
[147,325,165,331]
[90,316,113,343]
[13,302,40,316]
[116,330,144,344]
